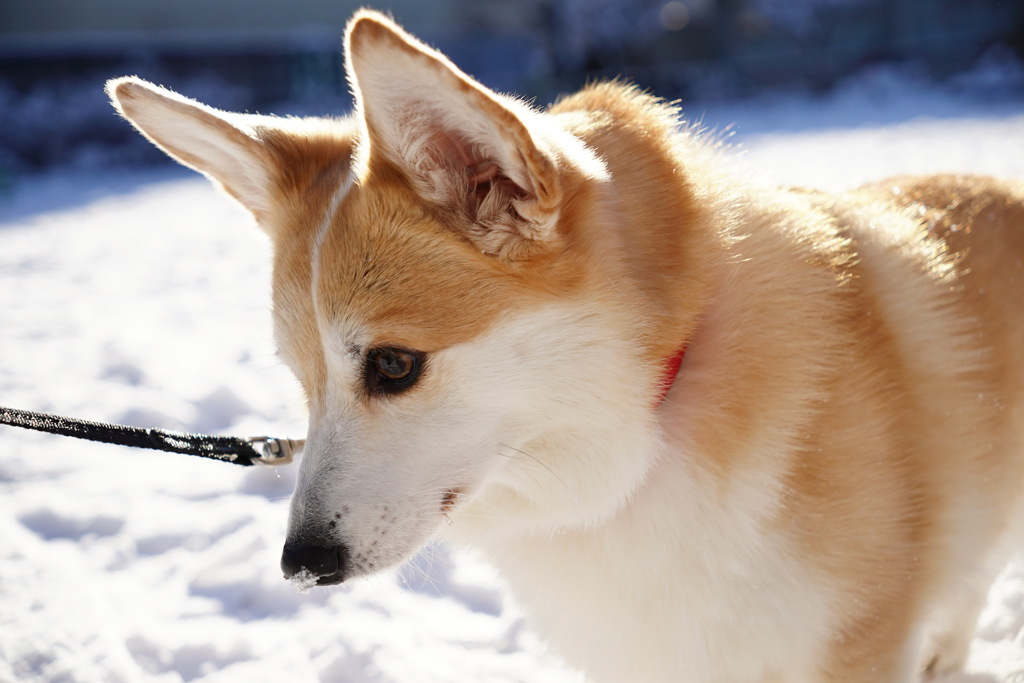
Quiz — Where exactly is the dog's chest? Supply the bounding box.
[480,484,835,683]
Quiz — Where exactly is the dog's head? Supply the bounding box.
[108,10,666,585]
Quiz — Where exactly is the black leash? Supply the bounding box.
[0,405,301,466]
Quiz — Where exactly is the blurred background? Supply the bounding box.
[1,0,1022,174]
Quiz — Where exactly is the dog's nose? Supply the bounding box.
[281,541,348,585]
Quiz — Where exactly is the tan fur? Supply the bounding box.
[108,10,1024,682]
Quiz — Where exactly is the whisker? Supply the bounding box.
[497,443,573,494]
[399,543,451,595]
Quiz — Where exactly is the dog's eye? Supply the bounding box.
[365,347,424,394]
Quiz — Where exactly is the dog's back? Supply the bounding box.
[863,175,1024,675]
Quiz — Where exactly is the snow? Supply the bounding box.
[1,74,1023,682]
[287,569,319,594]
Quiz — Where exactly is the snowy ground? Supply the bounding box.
[1,73,1024,683]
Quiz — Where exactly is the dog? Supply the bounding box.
[107,10,1024,682]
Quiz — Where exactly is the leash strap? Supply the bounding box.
[0,406,301,466]
[2,346,686,464]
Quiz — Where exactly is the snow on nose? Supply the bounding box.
[280,541,349,587]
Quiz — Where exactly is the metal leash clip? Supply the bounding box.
[248,437,305,466]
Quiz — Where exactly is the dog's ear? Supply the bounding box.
[345,11,579,259]
[107,77,277,224]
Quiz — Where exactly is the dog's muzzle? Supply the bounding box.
[281,541,349,586]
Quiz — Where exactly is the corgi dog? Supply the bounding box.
[107,10,1024,682]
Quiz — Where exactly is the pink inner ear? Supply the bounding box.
[467,160,499,186]
[437,132,500,187]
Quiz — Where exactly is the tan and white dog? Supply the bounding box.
[107,10,1024,682]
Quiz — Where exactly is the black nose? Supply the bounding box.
[281,541,348,585]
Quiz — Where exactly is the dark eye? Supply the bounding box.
[365,347,425,395]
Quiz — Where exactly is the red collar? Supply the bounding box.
[654,345,687,406]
